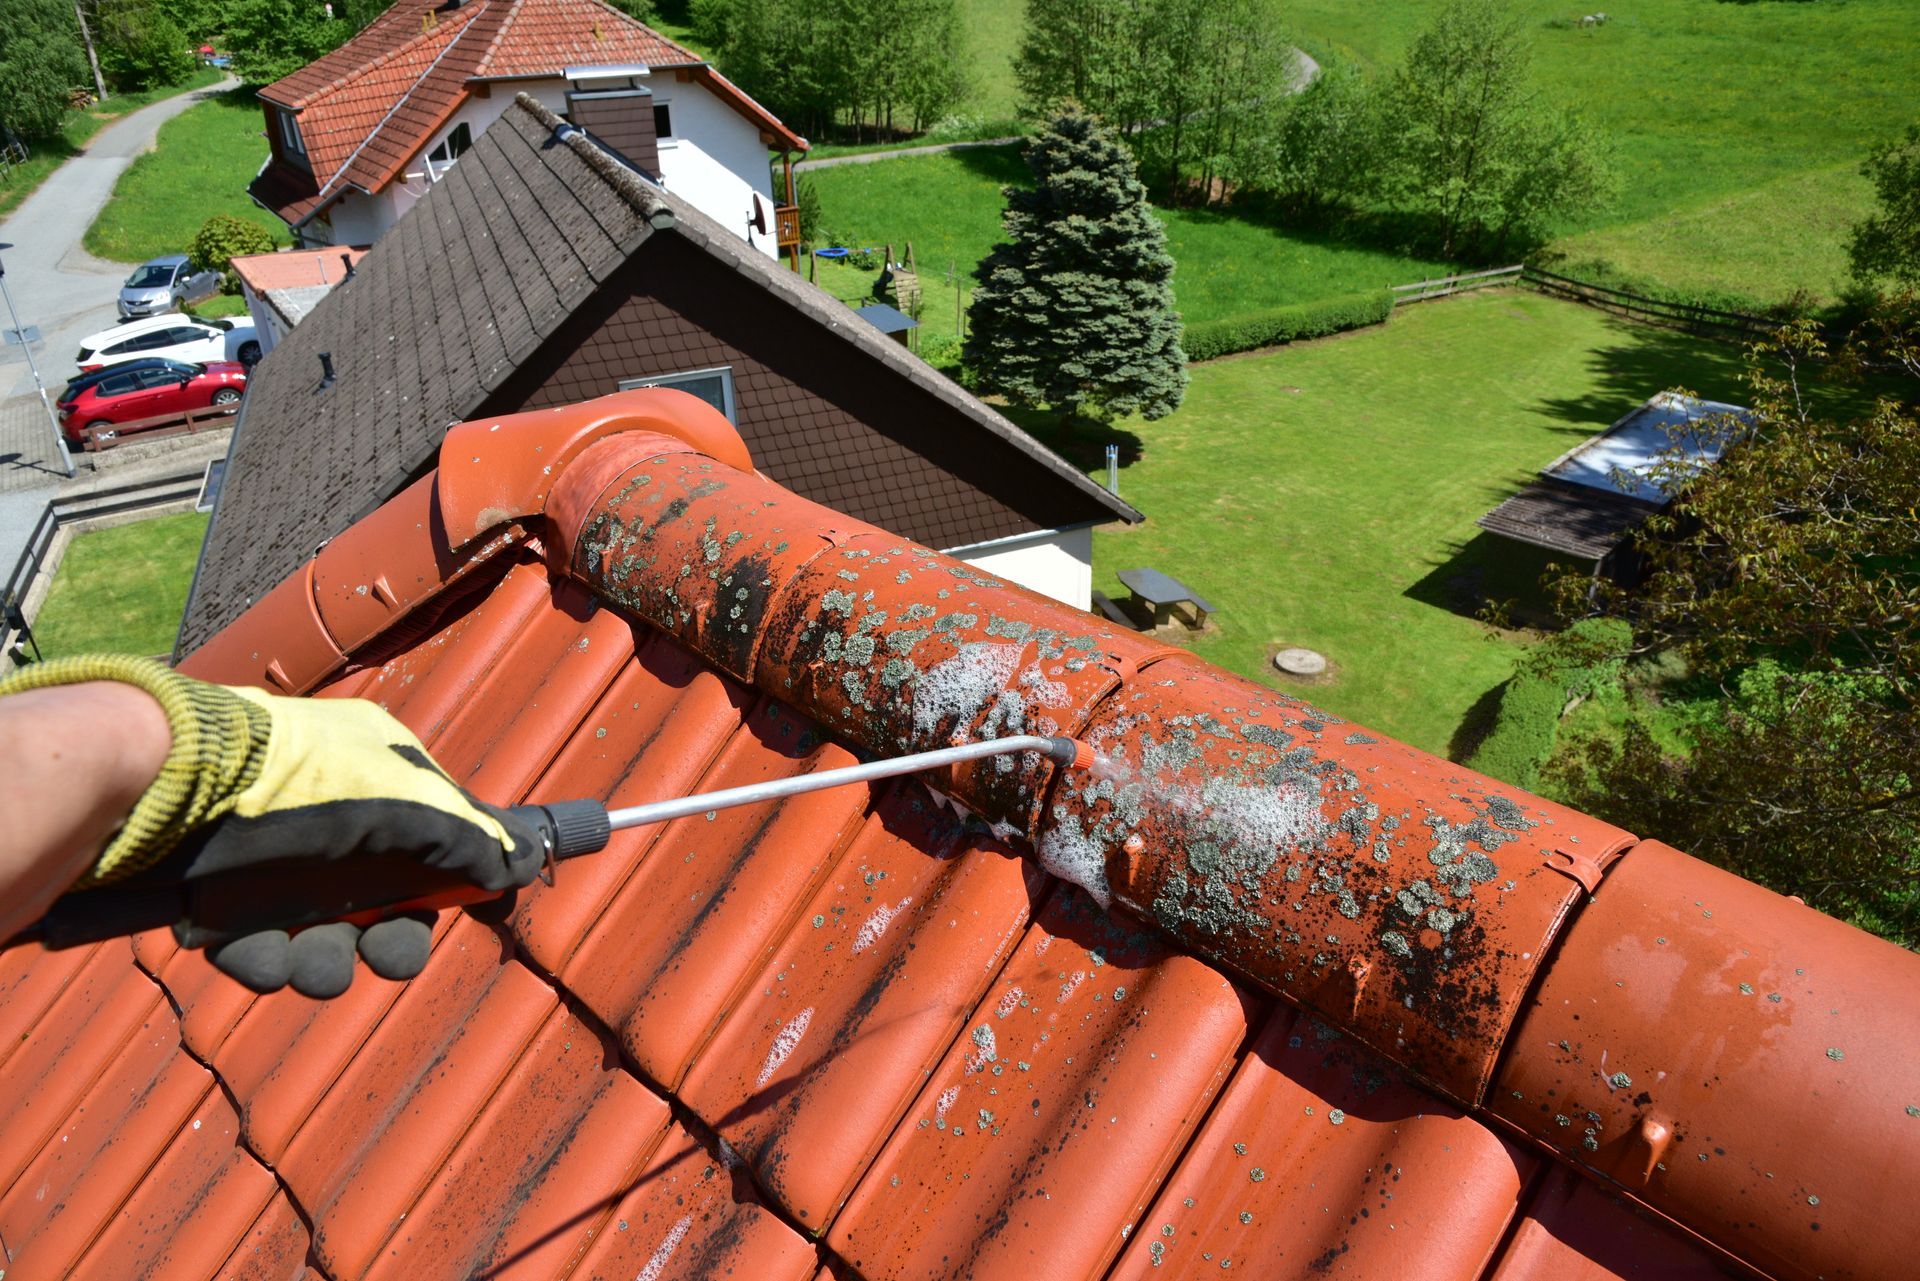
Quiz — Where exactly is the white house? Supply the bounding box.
[246,0,805,259]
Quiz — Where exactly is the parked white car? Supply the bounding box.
[76,313,261,372]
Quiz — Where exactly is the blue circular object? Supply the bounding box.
[814,246,850,259]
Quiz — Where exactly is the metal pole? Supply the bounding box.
[1106,443,1119,495]
[602,734,1085,833]
[0,256,76,478]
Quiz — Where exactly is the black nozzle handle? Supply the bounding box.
[510,800,612,861]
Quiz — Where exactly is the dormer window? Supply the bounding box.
[278,108,307,164]
[426,122,472,180]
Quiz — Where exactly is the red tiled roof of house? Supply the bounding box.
[468,0,702,78]
[250,0,803,227]
[230,246,371,294]
[2,390,1914,1280]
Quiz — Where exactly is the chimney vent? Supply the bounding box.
[340,252,355,282]
[318,352,336,390]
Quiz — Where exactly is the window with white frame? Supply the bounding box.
[427,122,472,177]
[619,366,736,422]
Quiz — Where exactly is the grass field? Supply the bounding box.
[807,146,1449,340]
[83,88,282,265]
[0,70,224,223]
[33,512,209,658]
[1282,0,1920,306]
[1037,289,1746,756]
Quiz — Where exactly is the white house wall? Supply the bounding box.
[652,81,779,259]
[948,525,1095,612]
[382,77,777,258]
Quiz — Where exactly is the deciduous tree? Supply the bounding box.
[0,0,88,140]
[1848,120,1920,290]
[965,111,1186,421]
[1380,0,1615,255]
[1545,315,1920,944]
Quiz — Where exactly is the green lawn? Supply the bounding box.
[1037,289,1746,757]
[1283,0,1920,307]
[33,513,209,658]
[0,70,224,223]
[807,146,1450,341]
[83,88,282,265]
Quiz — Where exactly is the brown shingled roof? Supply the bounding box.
[249,0,803,228]
[187,95,1139,654]
[6,389,1915,1280]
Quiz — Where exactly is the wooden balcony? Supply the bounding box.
[775,203,801,248]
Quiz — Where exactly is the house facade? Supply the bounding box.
[246,0,804,259]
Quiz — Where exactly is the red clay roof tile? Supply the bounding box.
[1109,1003,1534,1279]
[4,387,1914,1281]
[677,794,1045,1231]
[828,885,1255,1279]
[567,1121,818,1281]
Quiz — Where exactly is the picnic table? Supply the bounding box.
[1116,567,1214,630]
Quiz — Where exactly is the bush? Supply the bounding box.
[1466,617,1631,791]
[188,213,275,290]
[1181,289,1395,361]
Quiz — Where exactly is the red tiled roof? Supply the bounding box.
[3,389,1915,1280]
[249,0,803,226]
[468,0,701,78]
[230,246,371,293]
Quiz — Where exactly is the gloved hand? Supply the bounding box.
[0,656,544,998]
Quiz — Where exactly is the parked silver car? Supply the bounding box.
[117,254,220,320]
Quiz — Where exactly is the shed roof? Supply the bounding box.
[183,95,1139,654]
[1476,476,1663,560]
[6,390,1914,1281]
[1476,393,1748,561]
[855,302,918,334]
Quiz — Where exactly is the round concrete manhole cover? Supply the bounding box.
[1273,647,1328,676]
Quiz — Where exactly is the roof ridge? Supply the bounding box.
[310,11,489,203]
[274,0,487,110]
[471,0,704,80]
[181,391,1920,1281]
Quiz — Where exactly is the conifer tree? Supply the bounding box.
[965,112,1186,422]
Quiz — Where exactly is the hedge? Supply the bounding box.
[1182,289,1396,362]
[1466,618,1632,792]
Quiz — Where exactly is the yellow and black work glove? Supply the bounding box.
[0,656,545,998]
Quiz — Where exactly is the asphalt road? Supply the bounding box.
[0,77,239,404]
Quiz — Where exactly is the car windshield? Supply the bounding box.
[126,264,174,288]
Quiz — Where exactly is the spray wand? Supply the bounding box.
[21,735,1094,951]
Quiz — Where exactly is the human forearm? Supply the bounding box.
[0,681,171,941]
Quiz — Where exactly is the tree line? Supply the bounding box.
[689,0,969,142]
[1019,0,1617,258]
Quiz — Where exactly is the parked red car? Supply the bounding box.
[57,359,247,444]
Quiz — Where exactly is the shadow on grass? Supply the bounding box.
[1001,405,1147,470]
[1530,316,1750,428]
[1403,531,1567,626]
[947,140,1034,186]
[1447,678,1510,764]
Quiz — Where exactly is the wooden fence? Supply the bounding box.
[1519,267,1779,338]
[1391,264,1523,303]
[82,401,240,451]
[1388,263,1784,341]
